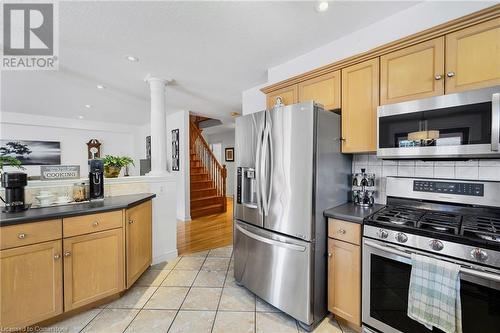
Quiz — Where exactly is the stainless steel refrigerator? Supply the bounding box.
[233,101,352,330]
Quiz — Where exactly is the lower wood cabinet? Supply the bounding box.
[0,240,63,329]
[63,228,125,310]
[328,238,361,326]
[126,200,152,287]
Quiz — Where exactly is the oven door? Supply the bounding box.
[377,86,500,159]
[362,238,500,333]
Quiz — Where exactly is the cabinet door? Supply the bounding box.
[341,58,379,153]
[445,18,500,93]
[380,37,444,105]
[63,229,124,310]
[266,85,298,109]
[126,201,152,288]
[328,238,361,326]
[0,240,63,329]
[298,71,341,110]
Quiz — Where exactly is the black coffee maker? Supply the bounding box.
[1,172,29,212]
[88,159,104,200]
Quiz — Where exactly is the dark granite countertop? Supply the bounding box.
[324,202,384,224]
[0,193,156,227]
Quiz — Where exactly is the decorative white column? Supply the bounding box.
[145,75,171,177]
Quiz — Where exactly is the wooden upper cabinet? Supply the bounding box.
[380,37,444,104]
[266,85,298,109]
[328,238,361,326]
[445,18,500,93]
[63,229,124,311]
[126,201,152,288]
[298,71,341,110]
[341,58,380,153]
[0,240,63,330]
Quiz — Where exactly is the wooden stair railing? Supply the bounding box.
[189,121,227,213]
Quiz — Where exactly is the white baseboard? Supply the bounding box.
[152,249,178,265]
[177,215,191,221]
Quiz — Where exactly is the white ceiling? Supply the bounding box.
[1,1,420,126]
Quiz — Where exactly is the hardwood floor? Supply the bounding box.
[177,198,233,255]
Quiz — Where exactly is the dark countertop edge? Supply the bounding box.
[0,193,156,227]
[323,202,384,224]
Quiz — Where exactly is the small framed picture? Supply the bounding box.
[225,147,234,162]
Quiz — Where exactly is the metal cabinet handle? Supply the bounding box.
[17,233,26,239]
[54,254,61,260]
[328,253,332,258]
[491,93,499,152]
[434,74,443,80]
[446,71,456,78]
[339,229,346,235]
[92,221,99,227]
[64,251,71,257]
[128,219,134,224]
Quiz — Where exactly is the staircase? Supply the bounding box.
[190,121,227,218]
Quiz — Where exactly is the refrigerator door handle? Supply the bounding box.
[255,119,263,212]
[265,119,274,216]
[260,118,270,216]
[235,223,306,252]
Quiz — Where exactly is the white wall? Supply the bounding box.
[242,2,495,115]
[205,130,236,197]
[0,111,141,176]
[166,110,190,221]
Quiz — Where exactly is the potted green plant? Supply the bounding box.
[102,155,134,178]
[0,156,26,174]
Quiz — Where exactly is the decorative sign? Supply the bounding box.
[40,165,80,180]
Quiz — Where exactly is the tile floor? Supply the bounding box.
[42,245,352,333]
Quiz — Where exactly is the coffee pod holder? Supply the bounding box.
[351,168,376,207]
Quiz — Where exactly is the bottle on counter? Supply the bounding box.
[73,182,87,202]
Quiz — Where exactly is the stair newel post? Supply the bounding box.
[222,165,227,211]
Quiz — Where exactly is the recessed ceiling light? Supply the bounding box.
[125,55,139,62]
[96,84,106,90]
[84,104,92,109]
[78,115,84,119]
[315,1,329,12]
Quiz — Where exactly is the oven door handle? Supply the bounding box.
[492,92,499,152]
[364,240,500,283]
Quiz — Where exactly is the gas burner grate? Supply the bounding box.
[461,215,500,243]
[369,206,424,227]
[418,211,462,235]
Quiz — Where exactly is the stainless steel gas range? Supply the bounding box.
[362,177,500,333]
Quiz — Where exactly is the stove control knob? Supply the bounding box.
[429,240,444,251]
[377,229,388,239]
[471,248,488,262]
[395,232,408,243]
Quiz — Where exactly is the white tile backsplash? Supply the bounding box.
[414,167,434,178]
[351,154,500,204]
[455,166,479,180]
[478,166,500,181]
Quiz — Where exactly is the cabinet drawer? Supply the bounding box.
[328,219,361,245]
[0,220,62,250]
[63,210,123,238]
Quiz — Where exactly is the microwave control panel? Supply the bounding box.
[413,180,484,196]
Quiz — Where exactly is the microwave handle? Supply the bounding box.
[492,92,499,152]
[364,240,500,283]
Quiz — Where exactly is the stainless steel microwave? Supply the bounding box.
[377,86,500,159]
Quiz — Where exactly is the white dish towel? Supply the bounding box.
[407,253,462,333]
